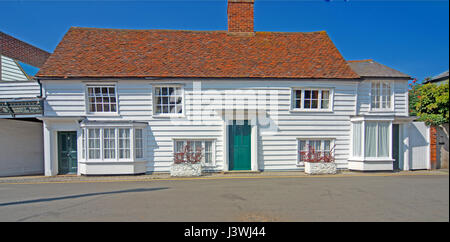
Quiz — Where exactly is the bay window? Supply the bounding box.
[352,120,391,159]
[292,88,332,111]
[80,126,145,161]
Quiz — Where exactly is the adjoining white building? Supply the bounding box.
[0,31,51,177]
[35,0,418,176]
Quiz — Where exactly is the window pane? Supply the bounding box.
[310,140,321,151]
[88,129,100,159]
[299,140,307,151]
[365,123,377,157]
[205,141,212,164]
[169,105,176,113]
[295,90,302,109]
[323,140,331,151]
[322,90,329,100]
[175,141,184,153]
[81,129,86,159]
[103,128,115,159]
[378,122,389,157]
[175,87,182,96]
[119,129,130,159]
[352,122,362,157]
[304,90,311,99]
[304,99,311,109]
[135,129,143,159]
[321,90,330,109]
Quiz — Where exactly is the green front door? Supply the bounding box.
[58,131,78,174]
[229,120,251,171]
[392,124,400,170]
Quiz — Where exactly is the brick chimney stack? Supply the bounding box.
[227,0,255,35]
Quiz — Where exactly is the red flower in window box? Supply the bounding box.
[174,143,203,164]
[299,144,335,163]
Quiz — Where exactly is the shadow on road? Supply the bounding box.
[0,187,168,207]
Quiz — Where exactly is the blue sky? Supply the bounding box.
[1,0,448,82]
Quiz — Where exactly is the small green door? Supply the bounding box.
[392,124,400,170]
[58,131,78,174]
[229,120,251,171]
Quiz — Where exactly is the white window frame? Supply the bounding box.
[370,80,393,111]
[118,128,132,160]
[87,128,101,160]
[152,84,185,117]
[80,125,145,162]
[350,118,393,161]
[296,138,335,166]
[291,88,334,112]
[103,128,117,160]
[172,138,216,167]
[85,84,118,115]
[134,128,144,159]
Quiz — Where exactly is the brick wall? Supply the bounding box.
[227,0,254,33]
[430,125,437,169]
[0,31,51,68]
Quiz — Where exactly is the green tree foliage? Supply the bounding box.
[408,78,421,117]
[413,80,449,126]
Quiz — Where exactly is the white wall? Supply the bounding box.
[0,80,41,100]
[0,119,44,177]
[41,78,409,173]
[357,78,409,116]
[1,55,29,81]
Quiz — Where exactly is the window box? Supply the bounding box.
[170,139,215,176]
[170,163,202,177]
[305,162,337,175]
[297,138,337,174]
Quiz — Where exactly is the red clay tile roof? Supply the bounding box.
[36,27,360,79]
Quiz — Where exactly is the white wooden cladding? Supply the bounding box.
[408,122,430,170]
[42,79,409,172]
[1,55,29,81]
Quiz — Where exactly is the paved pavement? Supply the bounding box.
[0,169,447,184]
[0,170,448,222]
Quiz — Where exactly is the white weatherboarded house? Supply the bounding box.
[36,0,414,176]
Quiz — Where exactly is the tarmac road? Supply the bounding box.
[0,174,448,222]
